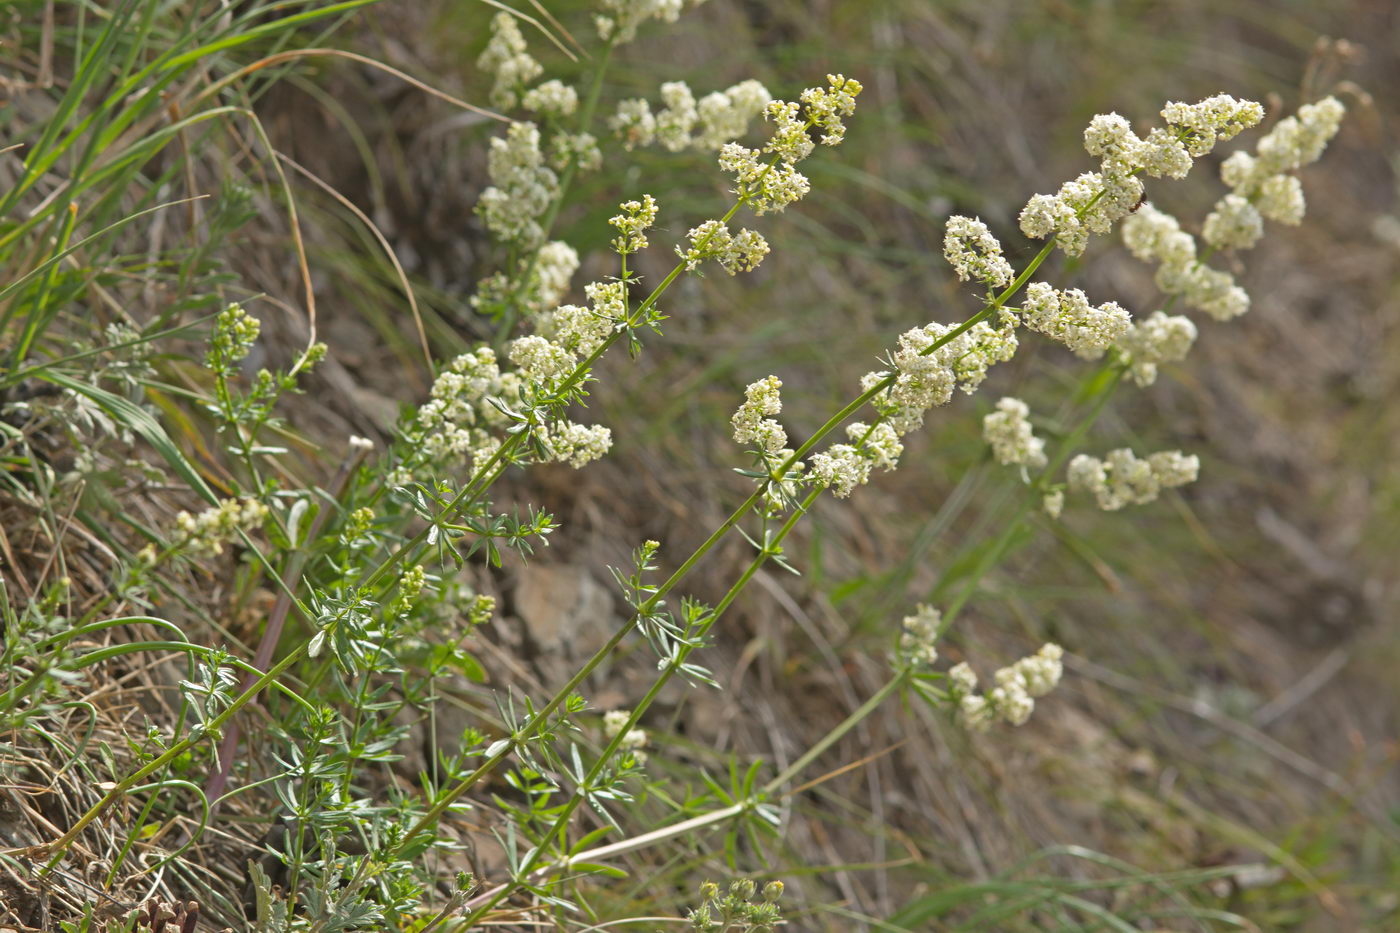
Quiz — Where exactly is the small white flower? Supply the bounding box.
[1068,447,1198,510]
[507,334,574,387]
[1202,193,1264,251]
[1019,283,1131,357]
[540,421,613,468]
[478,122,559,244]
[732,375,788,456]
[944,215,1015,290]
[477,13,542,110]
[982,397,1047,471]
[656,81,699,151]
[898,604,941,667]
[948,662,978,694]
[1160,94,1264,156]
[693,79,771,149]
[1256,173,1306,225]
[609,194,659,254]
[521,79,578,118]
[847,421,903,472]
[611,98,657,149]
[1115,310,1198,387]
[808,444,872,498]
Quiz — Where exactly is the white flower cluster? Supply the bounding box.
[549,132,602,173]
[521,79,578,119]
[536,420,614,469]
[943,216,1015,290]
[471,240,581,321]
[477,13,542,110]
[731,375,787,457]
[478,122,559,245]
[603,709,650,765]
[508,275,628,389]
[1201,193,1264,251]
[410,347,520,475]
[609,194,659,254]
[1121,204,1250,321]
[718,75,862,215]
[402,342,614,482]
[611,79,771,152]
[1067,447,1199,511]
[949,643,1065,732]
[898,604,941,667]
[982,397,1047,471]
[1160,95,1266,155]
[174,497,269,558]
[677,220,770,274]
[1020,96,1263,256]
[808,318,1017,498]
[1205,96,1345,248]
[595,0,710,44]
[1113,310,1198,387]
[1020,282,1131,356]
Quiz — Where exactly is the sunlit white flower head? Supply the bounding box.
[1068,447,1199,510]
[615,79,770,152]
[1121,203,1196,267]
[1020,282,1131,357]
[478,13,542,110]
[1255,173,1306,225]
[948,662,978,694]
[609,195,659,254]
[718,76,860,215]
[808,444,872,498]
[944,216,1015,290]
[539,421,613,468]
[678,220,770,274]
[799,74,863,146]
[1042,489,1065,519]
[1214,96,1342,237]
[508,334,574,388]
[1160,94,1264,156]
[719,143,810,215]
[1021,96,1262,256]
[732,375,788,457]
[1121,205,1250,321]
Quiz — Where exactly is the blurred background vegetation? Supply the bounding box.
[2,0,1397,929]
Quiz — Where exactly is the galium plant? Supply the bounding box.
[0,1,1359,929]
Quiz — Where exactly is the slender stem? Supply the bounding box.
[762,671,908,794]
